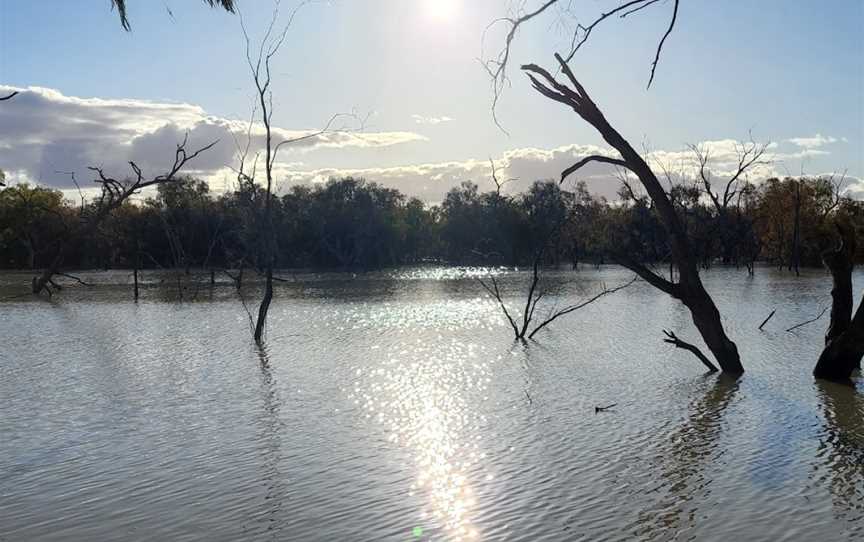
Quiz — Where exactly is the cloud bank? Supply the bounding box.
[0,85,424,188]
[0,86,855,204]
[411,114,454,125]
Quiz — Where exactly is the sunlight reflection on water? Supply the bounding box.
[350,339,495,540]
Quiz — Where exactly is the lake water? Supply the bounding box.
[1,266,862,541]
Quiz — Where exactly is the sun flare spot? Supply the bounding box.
[424,0,461,22]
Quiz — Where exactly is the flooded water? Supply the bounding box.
[1,266,862,541]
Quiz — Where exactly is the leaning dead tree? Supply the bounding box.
[31,135,216,296]
[813,224,864,380]
[519,58,743,373]
[486,1,744,373]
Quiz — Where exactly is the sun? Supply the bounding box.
[423,0,461,22]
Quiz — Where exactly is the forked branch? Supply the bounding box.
[662,329,719,372]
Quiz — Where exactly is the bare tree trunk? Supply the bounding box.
[254,267,273,342]
[814,225,864,380]
[133,247,140,301]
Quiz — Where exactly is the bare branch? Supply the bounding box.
[481,0,559,131]
[55,272,93,287]
[0,91,18,101]
[662,329,719,372]
[478,275,521,338]
[561,155,629,184]
[786,306,830,333]
[489,158,517,196]
[528,276,637,338]
[564,0,660,64]
[646,0,679,88]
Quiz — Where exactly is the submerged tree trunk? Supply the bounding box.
[520,56,743,373]
[254,267,273,342]
[133,253,140,301]
[814,225,864,380]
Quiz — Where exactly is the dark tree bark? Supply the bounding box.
[814,224,864,380]
[520,56,743,374]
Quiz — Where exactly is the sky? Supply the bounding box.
[0,0,861,202]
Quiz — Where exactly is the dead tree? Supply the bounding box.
[516,57,743,373]
[479,247,636,341]
[689,139,770,217]
[239,4,296,343]
[520,58,743,372]
[689,138,769,267]
[813,224,864,380]
[31,135,216,295]
[483,1,743,374]
[238,2,352,343]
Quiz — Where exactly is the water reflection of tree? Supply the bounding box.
[630,375,739,540]
[815,380,864,527]
[249,346,287,539]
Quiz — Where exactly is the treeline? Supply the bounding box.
[1,175,861,272]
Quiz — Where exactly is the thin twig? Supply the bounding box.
[786,307,829,332]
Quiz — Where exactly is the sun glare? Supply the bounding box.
[424,0,461,22]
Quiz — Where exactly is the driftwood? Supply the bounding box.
[786,307,829,333]
[758,309,776,331]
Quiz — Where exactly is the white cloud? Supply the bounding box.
[411,114,454,125]
[0,85,425,188]
[236,139,839,204]
[787,133,840,149]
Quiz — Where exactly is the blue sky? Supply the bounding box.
[0,0,861,201]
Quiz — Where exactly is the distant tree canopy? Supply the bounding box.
[110,0,236,30]
[1,175,862,273]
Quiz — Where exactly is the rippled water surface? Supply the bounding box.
[1,266,863,541]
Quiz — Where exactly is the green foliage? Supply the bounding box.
[0,174,860,272]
